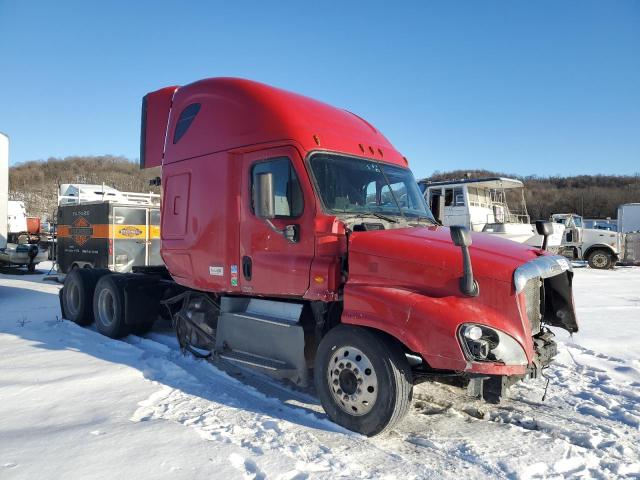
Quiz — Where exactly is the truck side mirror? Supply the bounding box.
[254,172,275,219]
[450,224,472,247]
[449,225,479,297]
[535,220,553,251]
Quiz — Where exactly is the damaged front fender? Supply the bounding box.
[514,255,578,333]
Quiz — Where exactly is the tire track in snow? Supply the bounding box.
[118,330,444,479]
[41,312,640,479]
[402,340,640,478]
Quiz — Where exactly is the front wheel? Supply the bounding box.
[314,325,413,436]
[587,249,613,269]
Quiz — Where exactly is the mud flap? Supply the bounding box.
[104,274,164,326]
[122,276,164,325]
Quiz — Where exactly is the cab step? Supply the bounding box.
[215,297,308,386]
[218,350,298,376]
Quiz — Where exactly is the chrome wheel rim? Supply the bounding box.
[327,346,378,416]
[97,288,115,327]
[66,282,81,317]
[592,253,608,268]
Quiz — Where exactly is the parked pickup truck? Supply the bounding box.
[60,78,578,436]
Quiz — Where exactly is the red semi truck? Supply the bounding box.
[60,78,578,436]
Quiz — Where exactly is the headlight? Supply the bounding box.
[458,324,527,366]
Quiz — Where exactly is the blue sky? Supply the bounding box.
[0,0,638,178]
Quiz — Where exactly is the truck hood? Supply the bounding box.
[348,225,543,286]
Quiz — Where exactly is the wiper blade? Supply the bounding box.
[411,215,436,225]
[342,211,398,223]
[371,212,398,223]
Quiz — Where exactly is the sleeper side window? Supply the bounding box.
[251,157,303,218]
[173,103,201,144]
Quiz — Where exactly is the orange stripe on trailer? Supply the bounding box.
[58,224,159,240]
[56,224,110,240]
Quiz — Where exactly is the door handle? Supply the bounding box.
[242,256,252,281]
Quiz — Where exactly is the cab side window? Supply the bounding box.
[251,157,303,217]
[445,187,464,206]
[445,188,454,206]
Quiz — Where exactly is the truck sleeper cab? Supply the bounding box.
[60,78,578,436]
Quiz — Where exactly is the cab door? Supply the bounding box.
[239,147,315,297]
[428,188,443,223]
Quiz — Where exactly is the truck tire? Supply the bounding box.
[62,268,101,326]
[587,249,612,269]
[314,325,413,436]
[93,274,130,339]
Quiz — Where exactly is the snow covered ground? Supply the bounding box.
[1,262,639,479]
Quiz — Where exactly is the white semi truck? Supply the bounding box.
[0,133,7,251]
[551,213,621,269]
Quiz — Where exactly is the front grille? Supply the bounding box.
[523,277,542,334]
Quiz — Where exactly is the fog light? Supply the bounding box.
[458,323,527,366]
[464,325,483,341]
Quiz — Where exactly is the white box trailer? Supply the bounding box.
[618,204,640,234]
[0,133,48,272]
[0,133,7,250]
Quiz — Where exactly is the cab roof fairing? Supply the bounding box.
[161,77,408,167]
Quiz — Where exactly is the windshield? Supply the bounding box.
[309,153,435,221]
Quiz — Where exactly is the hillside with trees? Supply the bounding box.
[8,156,159,221]
[8,157,640,222]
